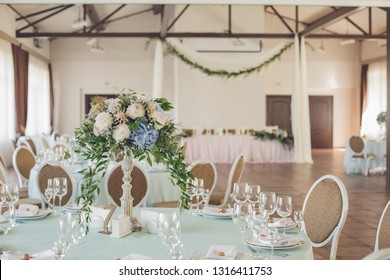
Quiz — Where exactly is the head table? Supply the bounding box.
[4,207,313,260]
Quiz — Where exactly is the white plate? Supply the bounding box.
[200,212,232,219]
[244,237,303,250]
[64,202,82,212]
[13,209,51,220]
[267,218,296,229]
[201,207,233,218]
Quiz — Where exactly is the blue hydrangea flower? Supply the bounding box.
[131,123,159,149]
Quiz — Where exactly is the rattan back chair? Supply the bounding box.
[217,153,245,207]
[0,154,7,169]
[41,135,50,150]
[375,200,390,251]
[12,146,36,189]
[363,248,390,260]
[16,136,37,155]
[0,163,8,185]
[347,135,374,176]
[104,162,150,208]
[302,174,349,260]
[188,159,218,205]
[36,161,75,208]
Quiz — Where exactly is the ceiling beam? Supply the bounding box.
[88,4,126,33]
[85,4,105,32]
[269,6,293,33]
[17,5,74,33]
[167,5,190,32]
[7,4,37,30]
[331,6,367,34]
[16,31,388,40]
[16,5,68,21]
[299,7,363,36]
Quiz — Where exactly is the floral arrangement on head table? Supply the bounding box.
[73,89,191,231]
[377,111,387,126]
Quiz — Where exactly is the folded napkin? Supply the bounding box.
[121,253,152,260]
[16,204,39,216]
[204,245,237,260]
[202,206,233,217]
[268,218,295,228]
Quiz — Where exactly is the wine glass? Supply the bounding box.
[233,182,249,204]
[232,202,253,255]
[276,196,292,236]
[200,189,210,211]
[0,203,15,256]
[265,227,278,259]
[53,240,67,260]
[54,177,67,215]
[247,184,261,207]
[259,191,276,228]
[294,209,304,240]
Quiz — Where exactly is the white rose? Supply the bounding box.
[126,103,145,119]
[105,98,120,114]
[112,124,131,142]
[151,111,167,129]
[94,112,113,132]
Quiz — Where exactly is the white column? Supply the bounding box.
[152,39,163,99]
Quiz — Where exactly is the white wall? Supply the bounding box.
[361,40,386,62]
[50,6,361,148]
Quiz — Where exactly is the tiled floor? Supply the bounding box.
[210,149,390,260]
[7,148,390,259]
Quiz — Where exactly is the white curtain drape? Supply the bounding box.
[291,35,313,164]
[360,61,387,139]
[25,56,51,136]
[152,39,163,98]
[0,38,15,166]
[165,38,293,73]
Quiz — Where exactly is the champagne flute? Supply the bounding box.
[294,209,304,240]
[195,178,204,215]
[276,196,292,236]
[45,179,55,212]
[259,191,276,229]
[185,179,196,215]
[54,177,67,215]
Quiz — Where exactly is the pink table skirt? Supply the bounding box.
[185,135,294,164]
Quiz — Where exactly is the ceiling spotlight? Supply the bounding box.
[71,19,88,29]
[340,39,356,46]
[86,38,97,46]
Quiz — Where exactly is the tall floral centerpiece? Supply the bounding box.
[74,89,191,234]
[377,111,387,140]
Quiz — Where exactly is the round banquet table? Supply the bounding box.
[4,207,313,260]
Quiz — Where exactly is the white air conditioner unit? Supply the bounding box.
[181,38,262,53]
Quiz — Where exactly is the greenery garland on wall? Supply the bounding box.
[162,39,294,79]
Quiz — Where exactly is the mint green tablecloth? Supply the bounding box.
[4,208,313,260]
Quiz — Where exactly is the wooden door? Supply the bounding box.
[309,96,333,148]
[266,95,292,134]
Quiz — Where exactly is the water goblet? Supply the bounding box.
[250,207,267,259]
[259,191,276,228]
[0,203,15,256]
[232,202,253,255]
[276,195,292,236]
[54,177,67,215]
[233,182,249,204]
[293,209,304,240]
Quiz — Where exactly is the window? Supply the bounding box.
[25,55,51,136]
